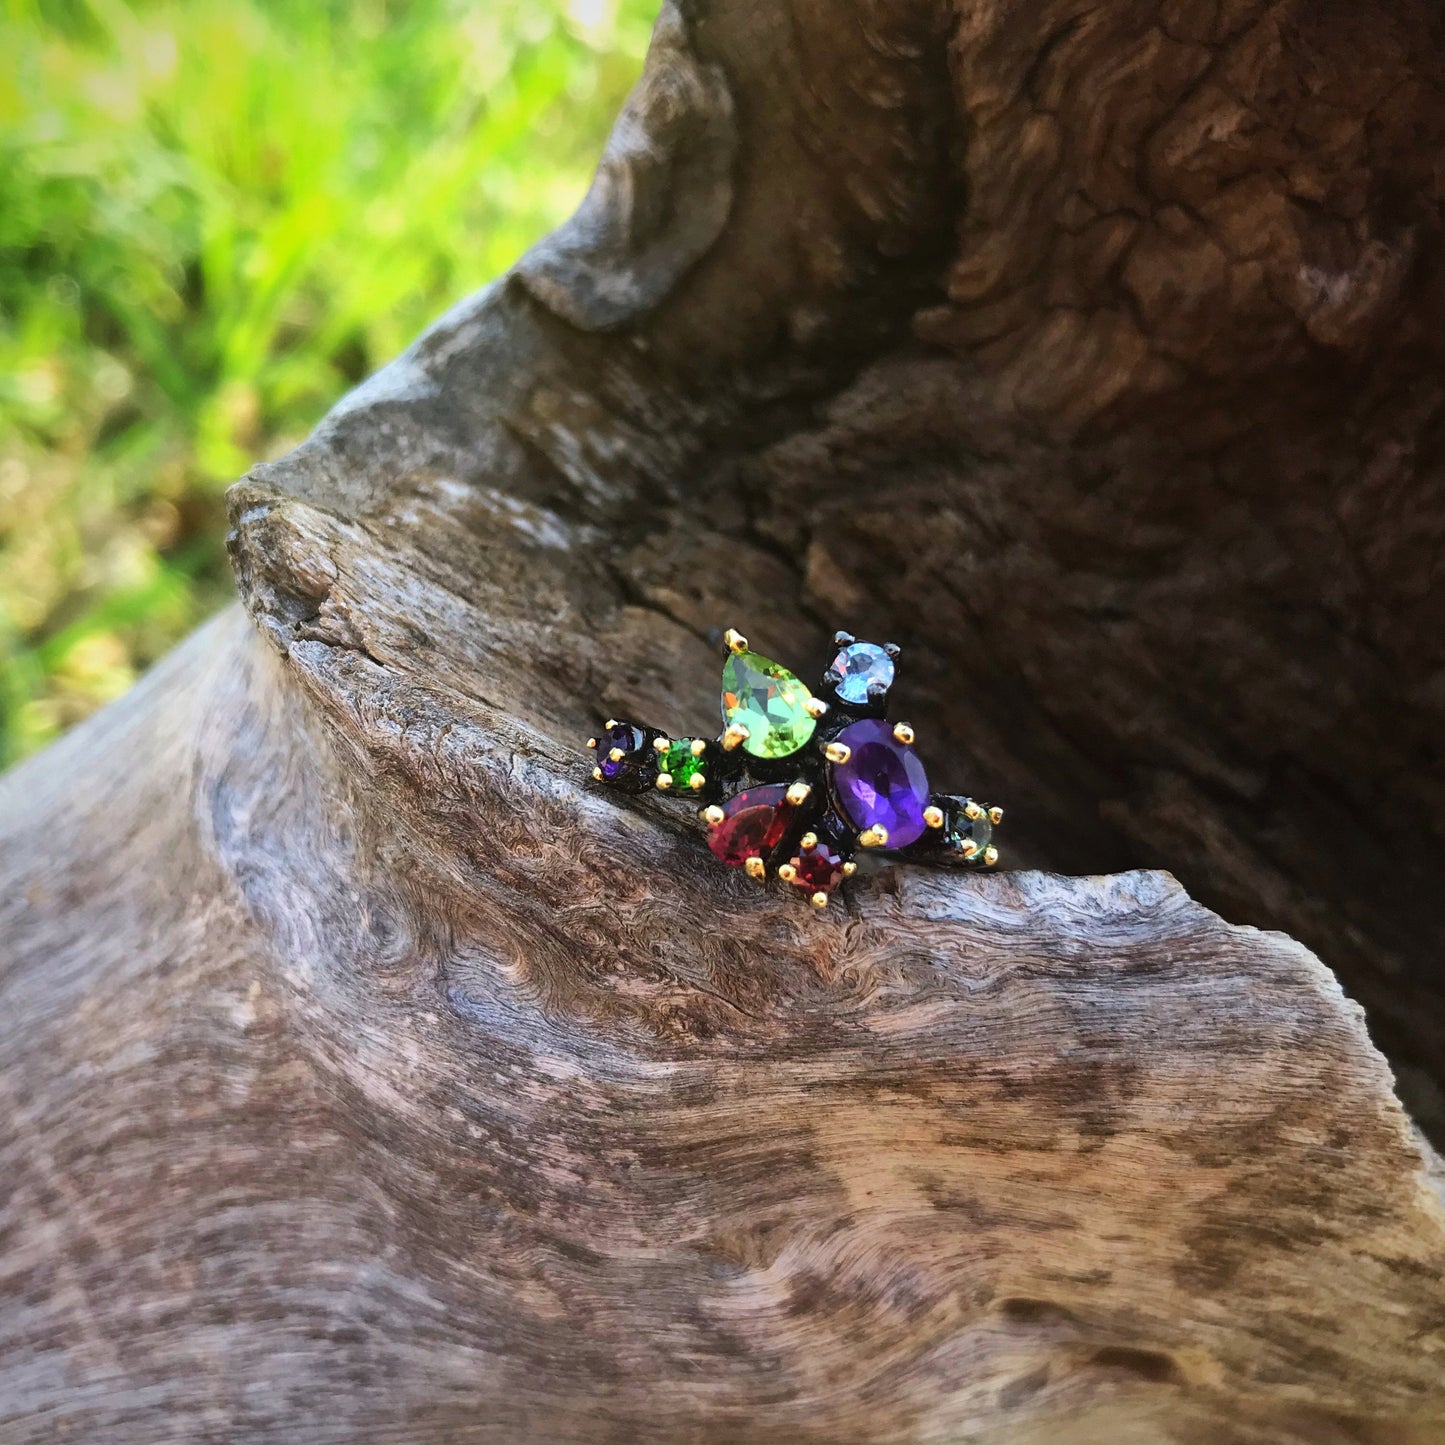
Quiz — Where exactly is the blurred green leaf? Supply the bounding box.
[0,0,652,766]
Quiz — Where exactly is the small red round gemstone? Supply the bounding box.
[706,785,794,867]
[788,842,846,894]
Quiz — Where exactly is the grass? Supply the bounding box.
[0,0,653,765]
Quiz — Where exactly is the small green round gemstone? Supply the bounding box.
[949,807,992,858]
[721,650,817,759]
[662,740,704,786]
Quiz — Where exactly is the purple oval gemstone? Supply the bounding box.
[830,718,931,848]
[599,721,647,779]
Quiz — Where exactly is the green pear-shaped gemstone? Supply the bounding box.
[721,650,817,759]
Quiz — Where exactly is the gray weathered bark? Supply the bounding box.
[4,1,1445,1441]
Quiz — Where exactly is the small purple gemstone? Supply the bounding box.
[598,721,647,780]
[604,721,646,752]
[830,717,931,848]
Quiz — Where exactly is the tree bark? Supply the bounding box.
[4,1,1445,1441]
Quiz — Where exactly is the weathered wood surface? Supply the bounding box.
[4,0,1445,1440]
[4,607,1445,1443]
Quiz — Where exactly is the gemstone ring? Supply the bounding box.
[586,628,1002,909]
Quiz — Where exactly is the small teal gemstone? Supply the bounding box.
[949,807,992,857]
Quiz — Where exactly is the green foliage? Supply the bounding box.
[0,0,651,764]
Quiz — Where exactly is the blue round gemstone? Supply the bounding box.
[830,642,895,705]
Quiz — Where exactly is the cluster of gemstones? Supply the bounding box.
[587,628,1002,909]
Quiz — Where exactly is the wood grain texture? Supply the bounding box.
[4,0,1445,1439]
[3,607,1444,1444]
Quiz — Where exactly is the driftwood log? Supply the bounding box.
[4,1,1445,1441]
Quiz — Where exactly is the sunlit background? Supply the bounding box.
[0,0,652,766]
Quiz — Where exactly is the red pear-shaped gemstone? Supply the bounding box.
[706,784,795,867]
